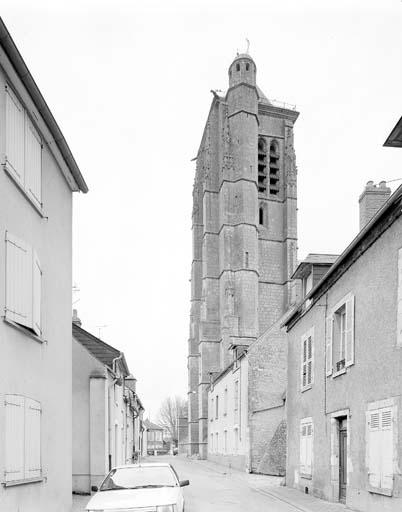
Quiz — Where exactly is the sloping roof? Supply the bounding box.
[0,18,88,193]
[292,253,339,279]
[72,322,129,374]
[384,116,402,148]
[143,419,163,431]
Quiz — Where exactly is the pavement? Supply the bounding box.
[72,455,351,512]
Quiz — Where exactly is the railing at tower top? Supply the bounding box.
[267,98,297,111]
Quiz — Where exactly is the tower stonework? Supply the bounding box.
[188,54,299,459]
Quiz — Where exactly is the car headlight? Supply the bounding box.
[157,506,176,512]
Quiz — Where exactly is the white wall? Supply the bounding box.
[208,356,249,471]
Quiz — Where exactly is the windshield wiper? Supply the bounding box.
[126,485,175,489]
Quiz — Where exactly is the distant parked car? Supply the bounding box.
[86,462,189,512]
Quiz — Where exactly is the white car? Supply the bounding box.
[86,462,189,512]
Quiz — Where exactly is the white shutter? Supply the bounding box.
[397,249,402,346]
[25,116,42,208]
[300,424,307,473]
[5,86,25,184]
[301,337,307,388]
[325,316,333,376]
[307,336,313,385]
[368,411,382,488]
[32,251,42,336]
[305,423,313,475]
[24,398,42,479]
[380,409,393,490]
[345,295,355,367]
[6,232,33,329]
[5,394,25,482]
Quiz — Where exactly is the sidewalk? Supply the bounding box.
[253,485,349,512]
[187,457,351,512]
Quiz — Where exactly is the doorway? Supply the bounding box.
[338,417,347,503]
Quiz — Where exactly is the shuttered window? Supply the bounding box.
[5,85,42,209]
[368,407,394,492]
[300,418,313,475]
[301,329,314,390]
[327,293,355,375]
[5,232,42,336]
[5,395,42,483]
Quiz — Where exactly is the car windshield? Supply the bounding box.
[100,466,178,491]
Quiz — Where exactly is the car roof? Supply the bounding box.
[112,463,173,470]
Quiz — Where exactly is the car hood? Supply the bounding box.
[86,487,180,510]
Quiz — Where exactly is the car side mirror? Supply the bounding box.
[91,485,98,492]
[179,480,190,487]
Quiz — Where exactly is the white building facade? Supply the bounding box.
[208,355,249,470]
[0,19,87,512]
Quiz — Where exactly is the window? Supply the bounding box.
[215,395,219,420]
[234,380,239,423]
[215,432,219,452]
[246,63,250,71]
[367,407,394,493]
[4,395,42,483]
[326,294,355,376]
[269,141,280,196]
[234,428,239,453]
[258,137,267,195]
[302,272,313,298]
[5,85,42,209]
[301,329,314,390]
[300,418,313,476]
[5,232,42,337]
[211,397,214,421]
[224,388,228,416]
[224,430,228,453]
[210,433,214,452]
[236,63,240,72]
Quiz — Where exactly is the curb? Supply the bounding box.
[252,486,309,512]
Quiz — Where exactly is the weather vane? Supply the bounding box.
[246,38,250,54]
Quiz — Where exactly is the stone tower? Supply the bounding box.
[188,53,299,458]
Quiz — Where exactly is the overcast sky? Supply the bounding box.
[2,0,402,420]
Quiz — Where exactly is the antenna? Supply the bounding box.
[246,38,250,54]
[96,325,108,339]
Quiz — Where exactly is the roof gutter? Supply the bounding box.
[0,18,88,193]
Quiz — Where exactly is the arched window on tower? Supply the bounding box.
[259,202,267,227]
[269,141,280,196]
[258,137,267,195]
[246,63,250,71]
[236,63,240,72]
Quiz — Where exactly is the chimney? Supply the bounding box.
[72,309,82,326]
[359,181,391,231]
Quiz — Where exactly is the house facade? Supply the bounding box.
[0,19,87,512]
[72,315,144,493]
[188,51,299,471]
[144,420,164,455]
[284,181,402,511]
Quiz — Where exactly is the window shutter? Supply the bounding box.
[32,251,42,337]
[305,423,313,475]
[300,424,306,473]
[398,249,402,346]
[5,232,33,329]
[345,295,355,367]
[25,116,42,208]
[5,86,25,185]
[325,316,333,376]
[380,409,393,490]
[24,398,42,479]
[307,336,313,385]
[5,395,25,482]
[368,411,382,488]
[301,337,307,388]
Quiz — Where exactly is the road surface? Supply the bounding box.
[73,455,299,511]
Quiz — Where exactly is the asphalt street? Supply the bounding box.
[73,455,300,512]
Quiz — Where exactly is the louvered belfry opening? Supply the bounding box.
[269,141,280,195]
[258,137,267,194]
